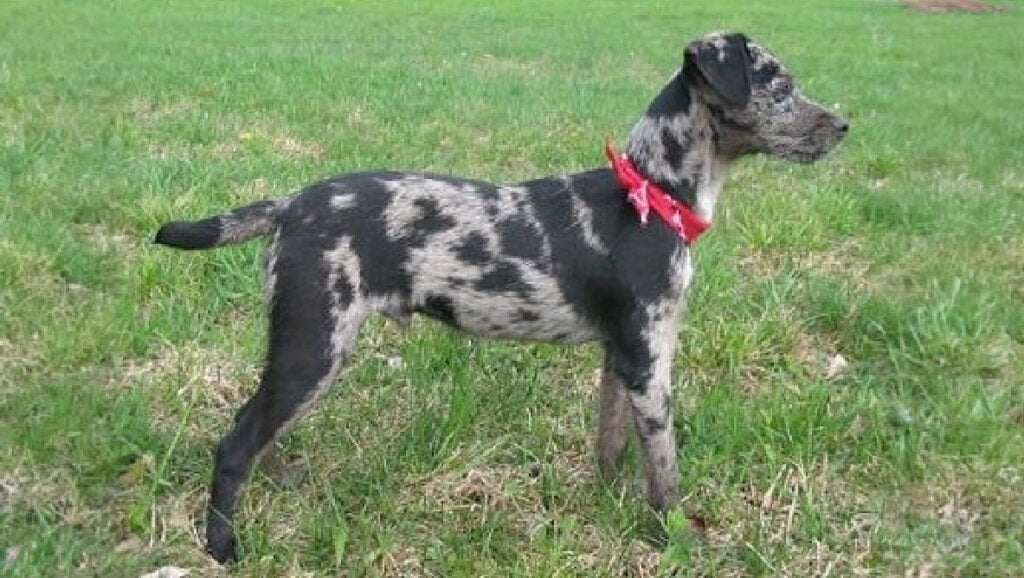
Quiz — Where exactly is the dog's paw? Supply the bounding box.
[206,531,237,564]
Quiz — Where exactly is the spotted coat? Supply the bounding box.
[154,31,847,563]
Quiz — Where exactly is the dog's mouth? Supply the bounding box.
[788,147,835,164]
[771,140,838,164]
[778,108,848,164]
[785,128,846,164]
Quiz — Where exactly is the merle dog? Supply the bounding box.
[155,31,847,562]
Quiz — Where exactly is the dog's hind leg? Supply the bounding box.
[596,352,631,477]
[205,285,369,563]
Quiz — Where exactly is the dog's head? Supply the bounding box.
[684,32,848,163]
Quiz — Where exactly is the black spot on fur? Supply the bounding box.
[707,102,753,134]
[475,261,534,298]
[334,274,354,305]
[477,185,500,202]
[607,337,657,390]
[417,294,458,326]
[515,309,540,323]
[310,173,413,296]
[454,232,492,266]
[402,197,457,248]
[497,216,544,262]
[478,186,501,218]
[645,74,692,120]
[412,198,456,232]
[640,417,667,437]
[750,61,781,87]
[523,169,673,349]
[660,126,687,172]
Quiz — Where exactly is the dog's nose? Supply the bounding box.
[834,118,849,133]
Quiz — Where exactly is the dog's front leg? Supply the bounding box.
[628,379,680,513]
[606,313,682,513]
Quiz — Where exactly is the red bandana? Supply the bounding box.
[605,140,711,245]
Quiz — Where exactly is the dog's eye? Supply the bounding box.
[772,79,794,105]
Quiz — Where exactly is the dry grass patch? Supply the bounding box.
[472,54,545,78]
[727,312,851,395]
[0,448,91,536]
[144,142,193,163]
[128,97,199,125]
[377,543,428,577]
[978,331,1019,385]
[107,482,224,573]
[900,0,1007,13]
[389,440,665,574]
[792,331,852,382]
[229,177,275,203]
[874,462,1024,573]
[119,343,259,437]
[72,222,140,258]
[0,338,41,375]
[410,448,592,516]
[1000,167,1024,191]
[738,240,870,283]
[213,125,326,162]
[403,441,549,516]
[0,241,64,291]
[678,458,879,576]
[573,525,662,577]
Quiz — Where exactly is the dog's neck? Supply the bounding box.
[625,70,733,223]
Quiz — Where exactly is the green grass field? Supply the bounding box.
[2,0,1023,575]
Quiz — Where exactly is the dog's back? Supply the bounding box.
[156,168,686,342]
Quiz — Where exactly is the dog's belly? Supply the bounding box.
[405,252,599,343]
[439,295,597,342]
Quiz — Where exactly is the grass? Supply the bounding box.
[2,0,1023,575]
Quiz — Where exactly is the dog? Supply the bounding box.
[154,31,847,562]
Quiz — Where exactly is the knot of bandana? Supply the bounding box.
[605,140,711,245]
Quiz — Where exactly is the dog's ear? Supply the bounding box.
[685,33,752,108]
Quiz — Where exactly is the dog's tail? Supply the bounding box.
[154,199,285,250]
